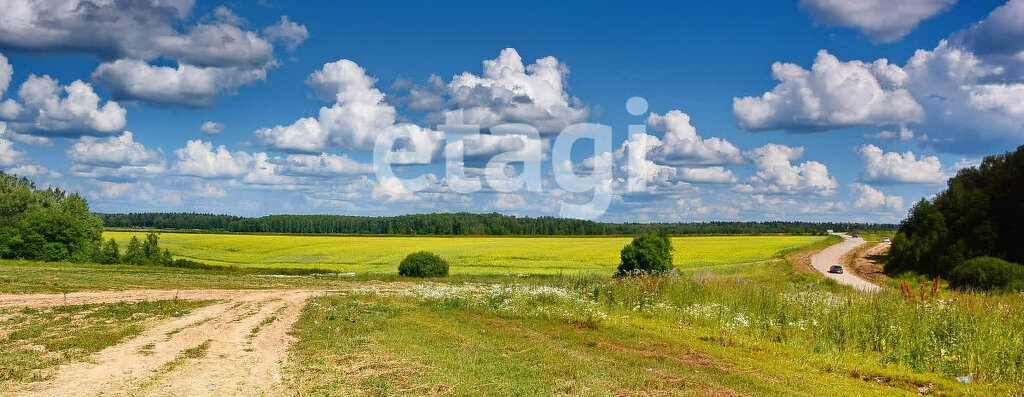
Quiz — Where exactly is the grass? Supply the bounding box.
[0,299,210,389]
[287,289,1007,395]
[105,231,823,275]
[0,259,367,294]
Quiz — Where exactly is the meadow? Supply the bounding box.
[3,234,1023,394]
[105,231,824,275]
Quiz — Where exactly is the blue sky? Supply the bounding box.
[0,0,1021,222]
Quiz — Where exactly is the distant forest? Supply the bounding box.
[97,212,894,236]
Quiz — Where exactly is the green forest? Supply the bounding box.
[0,171,103,262]
[98,212,892,236]
[889,144,1024,290]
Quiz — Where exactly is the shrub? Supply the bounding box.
[398,251,449,277]
[948,256,1024,291]
[616,233,674,276]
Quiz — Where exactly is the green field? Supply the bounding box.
[104,232,824,275]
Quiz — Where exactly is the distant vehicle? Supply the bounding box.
[828,265,844,274]
[882,237,891,243]
[851,233,860,238]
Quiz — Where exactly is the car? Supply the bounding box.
[882,237,891,243]
[828,265,844,274]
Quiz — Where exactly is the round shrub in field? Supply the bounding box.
[949,256,1024,291]
[398,251,449,277]
[616,233,674,276]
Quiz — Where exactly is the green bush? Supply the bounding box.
[948,256,1024,291]
[398,251,449,277]
[616,233,674,276]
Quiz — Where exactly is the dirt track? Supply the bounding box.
[0,285,409,396]
[811,234,882,292]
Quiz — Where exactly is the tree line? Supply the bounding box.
[889,144,1024,289]
[98,212,894,236]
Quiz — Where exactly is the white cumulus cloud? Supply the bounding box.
[857,144,947,184]
[852,183,905,212]
[444,48,588,134]
[733,50,923,132]
[172,140,252,179]
[3,74,126,137]
[257,59,441,155]
[738,143,838,196]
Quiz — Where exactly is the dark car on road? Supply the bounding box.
[828,265,844,274]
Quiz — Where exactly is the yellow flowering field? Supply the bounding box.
[104,231,823,275]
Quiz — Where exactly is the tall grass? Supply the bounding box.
[557,274,1024,385]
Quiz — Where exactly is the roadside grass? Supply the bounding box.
[105,231,823,275]
[559,274,1023,389]
[287,291,1001,395]
[0,299,211,389]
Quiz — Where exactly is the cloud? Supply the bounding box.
[865,125,916,142]
[200,121,226,135]
[65,131,165,181]
[733,50,923,132]
[6,163,60,178]
[242,152,298,187]
[407,74,445,111]
[902,40,1024,151]
[0,1,306,108]
[677,167,738,184]
[0,125,29,166]
[2,74,126,137]
[66,132,162,167]
[955,0,1024,59]
[155,23,274,68]
[0,0,193,60]
[257,59,441,154]
[89,181,183,206]
[0,52,11,96]
[172,140,252,178]
[643,110,744,165]
[857,144,946,184]
[279,153,374,177]
[262,16,309,51]
[756,2,1024,153]
[444,48,589,133]
[799,0,957,43]
[738,143,838,196]
[491,193,528,210]
[851,183,905,212]
[92,59,268,108]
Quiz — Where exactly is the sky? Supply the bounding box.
[0,0,1021,223]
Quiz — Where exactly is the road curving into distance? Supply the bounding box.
[810,233,882,292]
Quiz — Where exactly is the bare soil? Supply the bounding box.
[0,284,411,396]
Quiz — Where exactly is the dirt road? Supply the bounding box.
[811,234,882,292]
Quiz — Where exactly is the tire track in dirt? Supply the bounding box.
[2,285,411,396]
